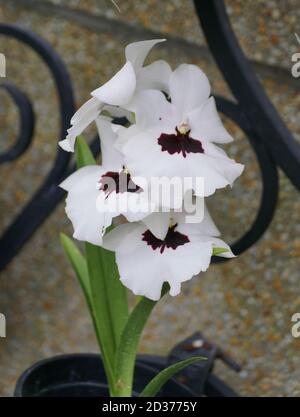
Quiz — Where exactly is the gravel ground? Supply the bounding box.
[0,0,300,397]
[19,0,300,70]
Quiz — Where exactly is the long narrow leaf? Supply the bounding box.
[60,234,109,384]
[85,242,116,389]
[85,243,129,370]
[114,284,170,396]
[114,297,156,396]
[140,356,206,397]
[100,248,128,345]
[60,233,91,301]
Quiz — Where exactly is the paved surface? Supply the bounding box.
[0,0,300,396]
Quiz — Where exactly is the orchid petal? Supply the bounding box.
[113,124,141,151]
[125,39,166,71]
[186,152,244,197]
[136,60,172,94]
[188,97,233,144]
[175,201,220,237]
[60,165,100,191]
[95,117,124,170]
[170,64,211,116]
[71,97,100,124]
[126,89,176,129]
[92,61,136,106]
[142,211,171,240]
[59,98,102,152]
[103,222,144,253]
[116,248,169,301]
[60,166,112,246]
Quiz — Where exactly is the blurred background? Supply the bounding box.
[0,0,300,396]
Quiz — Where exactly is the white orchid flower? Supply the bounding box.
[60,117,157,245]
[118,64,244,197]
[59,39,171,152]
[103,207,234,300]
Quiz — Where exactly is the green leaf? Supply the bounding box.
[60,234,111,387]
[60,233,91,302]
[85,243,116,390]
[60,233,112,379]
[114,284,170,396]
[85,244,128,396]
[212,247,229,256]
[100,247,128,346]
[140,356,206,397]
[76,135,96,167]
[114,297,156,396]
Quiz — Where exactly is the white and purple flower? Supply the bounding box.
[59,40,243,299]
[103,208,233,300]
[60,117,155,245]
[119,64,244,197]
[59,39,168,152]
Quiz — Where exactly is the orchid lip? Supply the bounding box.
[157,126,205,158]
[142,224,190,253]
[99,169,141,197]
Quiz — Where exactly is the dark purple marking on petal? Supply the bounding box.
[142,224,189,254]
[99,170,141,197]
[158,127,204,158]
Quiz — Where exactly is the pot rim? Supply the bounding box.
[14,352,195,397]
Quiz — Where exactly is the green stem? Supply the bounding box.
[114,284,169,396]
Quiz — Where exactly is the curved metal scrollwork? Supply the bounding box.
[194,0,300,191]
[1,0,299,270]
[192,0,300,260]
[0,81,35,163]
[213,97,279,260]
[0,23,75,271]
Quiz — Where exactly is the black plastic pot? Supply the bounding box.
[14,353,237,397]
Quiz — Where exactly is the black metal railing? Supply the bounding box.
[2,1,297,271]
[0,23,74,270]
[0,0,299,395]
